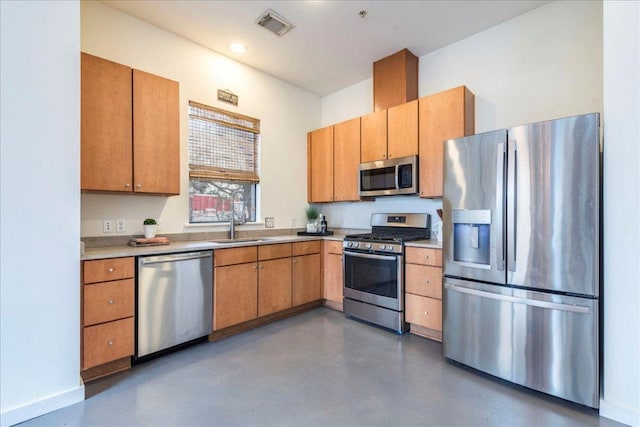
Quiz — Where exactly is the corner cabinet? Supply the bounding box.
[308,118,360,203]
[81,52,180,195]
[418,86,474,198]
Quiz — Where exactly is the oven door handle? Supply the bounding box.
[344,251,398,262]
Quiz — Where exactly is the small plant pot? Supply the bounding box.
[306,222,319,233]
[144,225,157,239]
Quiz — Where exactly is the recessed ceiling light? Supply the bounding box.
[230,42,247,54]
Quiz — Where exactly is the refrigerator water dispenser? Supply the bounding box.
[452,210,491,268]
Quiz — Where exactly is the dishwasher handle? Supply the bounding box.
[140,251,212,265]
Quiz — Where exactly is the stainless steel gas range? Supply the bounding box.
[343,213,431,333]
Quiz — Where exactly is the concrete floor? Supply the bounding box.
[20,307,622,427]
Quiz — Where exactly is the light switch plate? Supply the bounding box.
[103,219,114,233]
[264,217,275,228]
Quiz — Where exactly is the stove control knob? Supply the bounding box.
[365,243,372,249]
[353,242,360,248]
[347,242,353,248]
[380,245,386,251]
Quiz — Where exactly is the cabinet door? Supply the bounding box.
[83,317,134,369]
[133,69,180,195]
[405,264,442,299]
[405,293,442,331]
[214,263,258,330]
[419,86,474,198]
[361,109,388,162]
[83,279,134,326]
[387,100,418,159]
[308,126,334,202]
[292,254,321,306]
[333,117,361,201]
[81,53,132,192]
[323,252,343,304]
[258,258,292,317]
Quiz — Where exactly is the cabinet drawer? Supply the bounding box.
[214,246,257,267]
[405,247,442,267]
[83,278,134,326]
[405,293,442,331]
[405,264,442,299]
[83,257,134,284]
[293,240,321,256]
[83,317,134,369]
[324,240,343,255]
[258,243,292,261]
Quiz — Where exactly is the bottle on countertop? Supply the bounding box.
[320,215,328,234]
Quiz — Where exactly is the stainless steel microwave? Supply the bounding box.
[359,155,418,197]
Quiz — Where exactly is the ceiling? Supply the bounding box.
[101,0,550,96]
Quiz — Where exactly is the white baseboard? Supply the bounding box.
[0,385,84,427]
[600,398,640,427]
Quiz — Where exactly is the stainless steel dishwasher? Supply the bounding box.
[136,250,213,360]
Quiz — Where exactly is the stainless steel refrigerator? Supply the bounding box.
[442,113,601,408]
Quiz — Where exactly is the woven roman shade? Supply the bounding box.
[188,101,260,183]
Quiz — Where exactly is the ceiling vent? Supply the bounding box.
[256,9,294,37]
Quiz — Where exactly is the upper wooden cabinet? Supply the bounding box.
[419,86,475,198]
[333,117,361,201]
[360,109,387,163]
[81,53,180,195]
[373,48,418,111]
[308,120,360,203]
[387,99,418,160]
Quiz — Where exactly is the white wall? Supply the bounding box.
[601,2,640,426]
[0,1,84,426]
[319,0,602,232]
[80,1,320,237]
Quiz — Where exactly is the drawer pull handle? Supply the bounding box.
[425,279,430,284]
[108,299,114,305]
[136,184,142,188]
[108,340,114,346]
[424,311,429,316]
[125,183,130,188]
[108,268,114,273]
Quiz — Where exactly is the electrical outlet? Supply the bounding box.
[116,219,126,232]
[290,217,296,227]
[103,219,114,233]
[264,217,275,228]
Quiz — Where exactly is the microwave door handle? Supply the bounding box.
[394,164,400,190]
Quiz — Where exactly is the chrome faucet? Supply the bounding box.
[229,190,246,240]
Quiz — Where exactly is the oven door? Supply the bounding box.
[343,250,403,311]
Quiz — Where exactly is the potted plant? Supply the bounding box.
[143,218,157,238]
[305,206,320,233]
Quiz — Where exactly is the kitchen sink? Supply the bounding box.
[209,237,273,244]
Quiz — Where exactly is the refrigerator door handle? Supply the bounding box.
[496,142,505,271]
[507,141,517,272]
[444,283,591,314]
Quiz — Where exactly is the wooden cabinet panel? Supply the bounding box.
[361,109,388,162]
[419,86,474,198]
[405,264,442,299]
[293,253,321,306]
[83,279,134,326]
[405,247,442,267]
[324,240,343,255]
[373,48,418,112]
[83,257,134,284]
[258,243,292,261]
[214,262,258,330]
[387,100,418,159]
[323,252,343,305]
[333,117,361,201]
[292,240,321,256]
[83,317,134,369]
[81,53,133,192]
[258,258,292,317]
[405,293,442,332]
[132,69,180,195]
[214,246,258,267]
[308,126,334,202]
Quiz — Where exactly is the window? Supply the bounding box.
[188,101,260,223]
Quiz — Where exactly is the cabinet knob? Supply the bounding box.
[107,340,114,346]
[259,265,264,270]
[108,299,114,305]
[425,279,430,285]
[293,259,297,264]
[108,267,114,273]
[136,184,142,189]
[424,311,429,317]
[125,183,131,188]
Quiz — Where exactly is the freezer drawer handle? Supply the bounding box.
[141,252,212,265]
[444,283,590,314]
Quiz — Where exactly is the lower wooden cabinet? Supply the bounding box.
[323,240,343,310]
[258,257,292,317]
[214,261,259,330]
[81,257,135,374]
[292,240,322,306]
[404,246,443,341]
